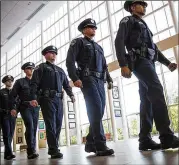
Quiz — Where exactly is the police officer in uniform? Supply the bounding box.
[115,0,179,151]
[10,62,40,159]
[0,75,16,160]
[29,46,75,159]
[66,18,114,156]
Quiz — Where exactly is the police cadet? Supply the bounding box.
[115,0,179,151]
[29,46,75,159]
[0,75,16,160]
[10,62,40,159]
[66,18,114,156]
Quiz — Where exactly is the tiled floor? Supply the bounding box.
[1,138,178,165]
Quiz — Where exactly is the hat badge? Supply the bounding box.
[29,62,33,65]
[52,46,56,49]
[91,19,95,23]
[8,75,11,78]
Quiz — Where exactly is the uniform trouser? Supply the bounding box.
[133,58,173,142]
[20,105,40,155]
[81,76,106,147]
[39,96,63,154]
[0,112,16,156]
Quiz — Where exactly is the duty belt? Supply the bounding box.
[132,48,147,58]
[133,48,155,60]
[79,70,104,79]
[40,89,63,98]
[88,71,104,79]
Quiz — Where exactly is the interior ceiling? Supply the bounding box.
[1,1,48,46]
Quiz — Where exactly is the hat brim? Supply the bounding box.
[43,50,57,56]
[124,1,148,12]
[84,24,97,29]
[24,66,35,69]
[78,24,97,32]
[2,78,14,83]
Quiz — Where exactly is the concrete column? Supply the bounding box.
[13,126,16,152]
[118,76,129,140]
[22,120,26,146]
[106,1,117,61]
[5,53,8,75]
[21,39,24,77]
[63,93,70,146]
[41,21,45,63]
[36,124,39,152]
[168,1,178,33]
[173,47,179,72]
[105,86,113,134]
[168,1,178,66]
[67,1,72,42]
[73,94,81,144]
[107,89,118,142]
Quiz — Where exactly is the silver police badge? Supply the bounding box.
[52,46,56,50]
[8,75,11,78]
[29,62,33,66]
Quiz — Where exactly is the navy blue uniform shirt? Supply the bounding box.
[10,77,31,110]
[66,36,112,83]
[0,88,11,111]
[30,61,74,100]
[115,14,171,67]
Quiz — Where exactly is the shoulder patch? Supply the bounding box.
[34,65,40,70]
[70,39,77,46]
[121,17,129,24]
[58,67,65,74]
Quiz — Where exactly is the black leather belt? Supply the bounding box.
[88,71,104,79]
[40,89,63,98]
[79,69,104,79]
[55,92,62,98]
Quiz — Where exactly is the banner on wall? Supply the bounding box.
[39,130,46,140]
[16,118,24,144]
[39,111,43,119]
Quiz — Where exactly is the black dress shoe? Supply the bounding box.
[85,143,96,153]
[4,155,13,160]
[51,152,63,159]
[95,145,114,156]
[48,149,59,155]
[11,154,16,159]
[139,139,161,151]
[161,135,179,150]
[27,153,39,159]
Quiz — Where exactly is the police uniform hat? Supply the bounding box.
[124,0,148,12]
[41,45,58,55]
[78,18,97,32]
[2,75,14,83]
[21,62,35,70]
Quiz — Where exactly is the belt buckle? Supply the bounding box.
[96,72,100,78]
[56,93,61,97]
